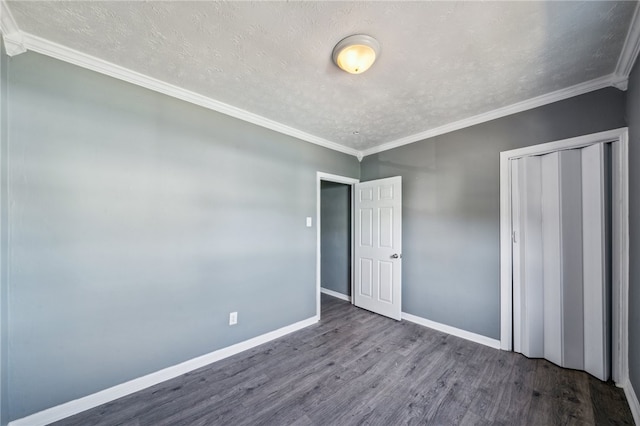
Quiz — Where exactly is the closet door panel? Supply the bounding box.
[520,156,544,358]
[582,143,610,381]
[559,150,584,370]
[541,150,584,370]
[541,152,562,366]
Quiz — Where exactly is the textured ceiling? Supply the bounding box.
[5,1,637,152]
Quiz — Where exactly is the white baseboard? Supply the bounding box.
[401,312,502,350]
[623,379,640,425]
[9,316,319,426]
[320,287,351,302]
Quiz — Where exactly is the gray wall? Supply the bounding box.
[626,59,640,400]
[0,42,8,426]
[360,88,627,339]
[320,181,351,296]
[5,51,359,421]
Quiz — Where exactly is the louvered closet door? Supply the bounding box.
[511,143,611,381]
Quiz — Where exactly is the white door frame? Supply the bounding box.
[499,127,629,385]
[316,172,359,319]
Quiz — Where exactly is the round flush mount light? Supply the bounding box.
[332,34,380,74]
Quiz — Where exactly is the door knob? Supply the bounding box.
[391,253,401,259]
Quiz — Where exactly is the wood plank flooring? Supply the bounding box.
[50,295,634,425]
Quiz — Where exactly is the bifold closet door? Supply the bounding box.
[511,144,611,381]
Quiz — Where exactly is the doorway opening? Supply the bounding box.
[320,181,352,301]
[316,172,358,319]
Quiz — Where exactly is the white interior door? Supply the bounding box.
[354,176,402,320]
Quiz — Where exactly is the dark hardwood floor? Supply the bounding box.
[51,294,634,425]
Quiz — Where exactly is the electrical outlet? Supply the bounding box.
[229,311,238,325]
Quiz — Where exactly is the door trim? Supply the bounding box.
[316,172,359,319]
[499,127,629,386]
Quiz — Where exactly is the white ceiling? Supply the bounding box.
[4,1,639,154]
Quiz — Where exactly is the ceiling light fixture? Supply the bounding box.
[332,34,380,75]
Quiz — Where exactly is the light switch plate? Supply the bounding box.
[306,217,312,227]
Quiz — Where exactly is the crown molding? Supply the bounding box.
[8,31,627,161]
[611,74,629,91]
[1,0,635,160]
[2,32,25,57]
[361,74,619,157]
[11,30,360,157]
[0,0,26,56]
[614,1,640,81]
